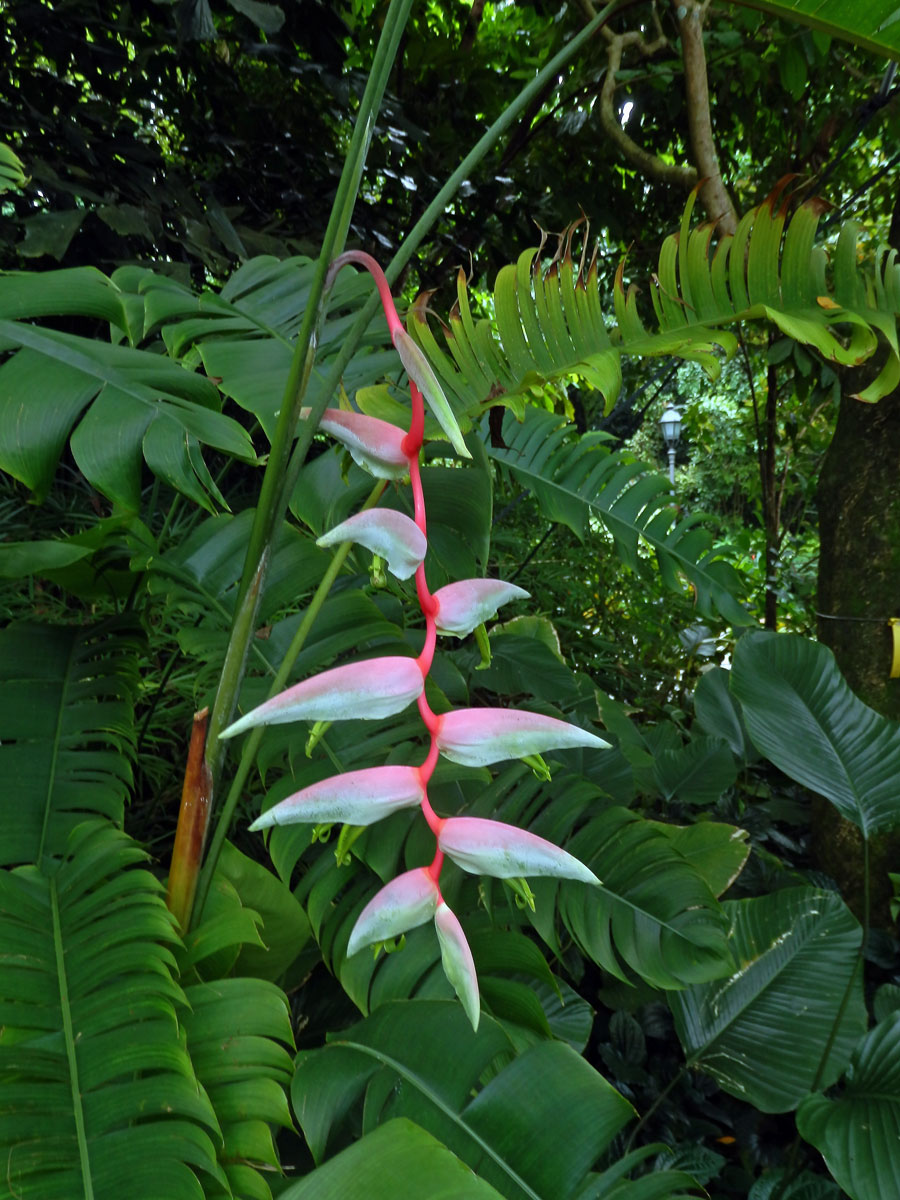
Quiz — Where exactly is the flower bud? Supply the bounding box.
[438,816,599,884]
[436,708,610,767]
[317,510,427,581]
[250,765,425,830]
[347,868,440,957]
[222,656,424,738]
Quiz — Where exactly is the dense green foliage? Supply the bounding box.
[3,2,900,1198]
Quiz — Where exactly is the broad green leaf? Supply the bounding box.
[217,840,312,981]
[293,1000,635,1200]
[0,315,253,510]
[693,665,756,762]
[671,888,866,1112]
[797,1012,900,1200]
[0,540,93,579]
[18,209,86,259]
[0,822,223,1200]
[653,736,738,807]
[730,632,900,837]
[278,1119,506,1200]
[723,0,900,60]
[650,820,750,898]
[0,618,140,868]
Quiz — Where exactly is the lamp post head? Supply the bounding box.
[659,406,682,448]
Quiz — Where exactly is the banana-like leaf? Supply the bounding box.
[0,617,141,869]
[409,187,899,413]
[182,977,295,1199]
[292,999,636,1200]
[279,1118,505,1199]
[0,316,255,511]
[797,1012,900,1200]
[722,0,900,60]
[0,821,224,1200]
[143,255,397,442]
[670,887,866,1112]
[730,632,900,837]
[487,407,750,626]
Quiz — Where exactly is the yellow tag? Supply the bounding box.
[891,619,900,679]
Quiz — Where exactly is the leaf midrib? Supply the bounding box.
[334,1041,541,1200]
[50,874,94,1199]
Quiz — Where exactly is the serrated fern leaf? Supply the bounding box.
[408,183,900,415]
[0,617,142,869]
[488,406,749,625]
[0,821,224,1200]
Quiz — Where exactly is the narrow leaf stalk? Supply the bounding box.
[204,0,414,785]
[191,480,386,926]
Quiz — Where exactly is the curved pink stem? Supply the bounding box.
[329,250,404,340]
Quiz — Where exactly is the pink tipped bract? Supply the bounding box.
[301,407,409,479]
[432,578,530,637]
[438,816,600,885]
[436,707,610,767]
[434,902,480,1031]
[249,765,425,831]
[346,868,440,957]
[221,656,424,738]
[317,509,427,581]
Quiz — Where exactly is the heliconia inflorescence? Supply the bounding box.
[222,250,609,1029]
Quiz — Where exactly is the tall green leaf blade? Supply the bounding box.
[0,618,141,868]
[797,1012,900,1200]
[670,887,866,1112]
[730,632,900,837]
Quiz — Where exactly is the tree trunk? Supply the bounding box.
[815,368,900,921]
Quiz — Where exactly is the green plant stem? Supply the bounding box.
[279,0,632,508]
[203,0,414,789]
[623,1064,688,1154]
[191,479,386,927]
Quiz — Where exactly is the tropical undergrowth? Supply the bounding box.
[3,3,900,1197]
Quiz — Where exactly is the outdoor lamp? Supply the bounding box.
[659,405,682,486]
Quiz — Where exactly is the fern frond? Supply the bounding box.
[0,821,224,1200]
[0,617,142,869]
[488,406,749,625]
[409,185,900,415]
